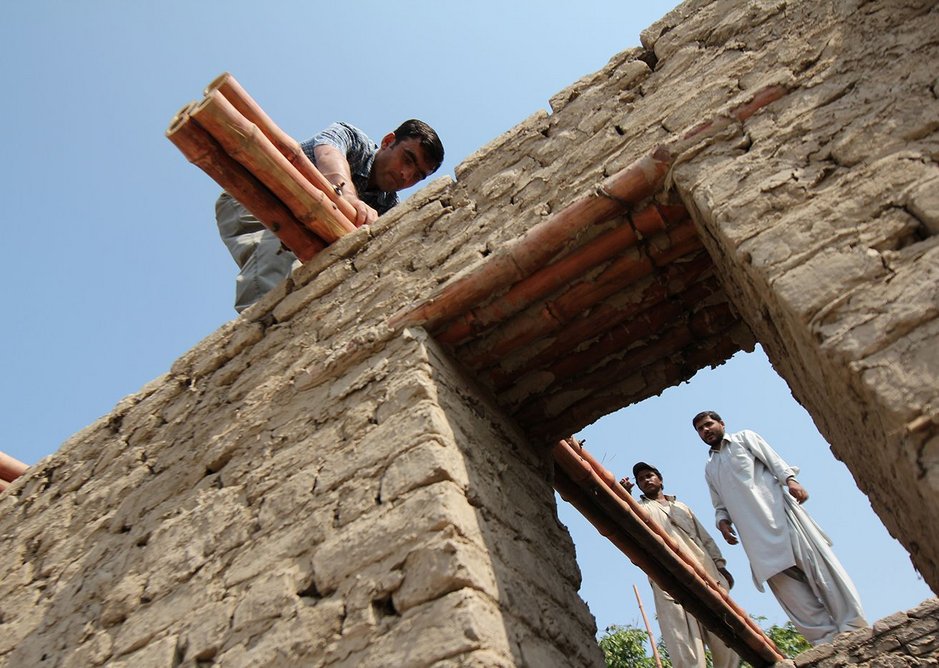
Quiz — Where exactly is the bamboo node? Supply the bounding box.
[595,184,634,208]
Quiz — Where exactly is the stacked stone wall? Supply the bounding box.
[1,0,937,664]
[0,163,611,664]
[654,0,939,586]
[796,598,939,668]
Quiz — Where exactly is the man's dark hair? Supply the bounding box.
[692,410,723,427]
[393,119,444,173]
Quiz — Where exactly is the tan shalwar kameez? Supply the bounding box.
[639,495,740,668]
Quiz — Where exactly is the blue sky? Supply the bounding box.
[1,0,931,647]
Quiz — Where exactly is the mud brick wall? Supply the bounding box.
[795,598,939,668]
[654,0,939,587]
[0,173,607,665]
[1,0,937,665]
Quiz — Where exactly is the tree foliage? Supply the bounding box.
[599,617,810,668]
[598,624,669,668]
[761,620,811,659]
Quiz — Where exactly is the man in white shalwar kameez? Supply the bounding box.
[620,462,740,668]
[692,411,868,645]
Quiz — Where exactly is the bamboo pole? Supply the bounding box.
[166,104,326,262]
[570,438,772,646]
[435,203,677,345]
[541,301,735,391]
[634,585,664,668]
[205,73,359,227]
[550,224,701,321]
[510,317,721,421]
[387,153,669,332]
[568,436,736,597]
[388,84,788,333]
[553,468,674,581]
[189,90,357,243]
[557,314,733,397]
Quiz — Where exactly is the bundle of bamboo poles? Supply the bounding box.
[166,73,359,262]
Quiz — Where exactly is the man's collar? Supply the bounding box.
[709,434,730,454]
[639,493,675,502]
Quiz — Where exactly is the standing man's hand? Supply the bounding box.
[618,476,634,493]
[718,519,738,545]
[787,477,809,504]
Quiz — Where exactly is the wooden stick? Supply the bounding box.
[190,90,356,243]
[567,438,777,651]
[510,311,731,420]
[529,324,746,441]
[205,73,359,227]
[634,585,665,668]
[166,105,326,262]
[387,152,669,331]
[388,85,788,333]
[548,300,734,385]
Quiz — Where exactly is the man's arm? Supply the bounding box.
[307,122,380,227]
[706,469,736,544]
[313,144,377,227]
[688,504,728,565]
[684,501,735,588]
[742,430,809,504]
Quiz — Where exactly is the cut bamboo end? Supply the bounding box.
[166,101,197,137]
[204,72,233,97]
[0,450,29,483]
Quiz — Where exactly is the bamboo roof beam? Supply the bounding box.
[531,324,751,440]
[566,439,779,655]
[487,274,722,391]
[457,228,706,370]
[166,104,326,262]
[512,312,740,419]
[509,318,703,419]
[542,301,735,390]
[435,202,682,346]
